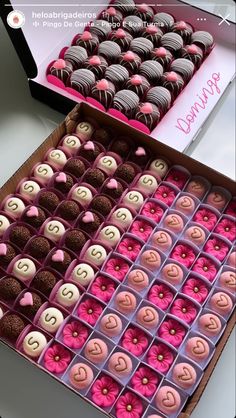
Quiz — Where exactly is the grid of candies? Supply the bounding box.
[0,121,235,418]
[47,0,214,132]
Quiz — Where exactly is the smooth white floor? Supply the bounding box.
[0,5,235,418]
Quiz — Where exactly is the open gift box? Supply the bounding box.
[0,102,235,418]
[0,0,235,152]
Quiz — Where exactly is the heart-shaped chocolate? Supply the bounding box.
[156,232,168,244]
[82,211,94,223]
[226,273,236,287]
[193,340,205,355]
[179,366,192,381]
[162,391,176,408]
[105,315,118,330]
[55,172,67,183]
[207,317,218,330]
[216,294,228,307]
[132,271,145,283]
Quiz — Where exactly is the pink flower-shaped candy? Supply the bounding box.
[182,277,209,303]
[170,244,196,268]
[131,366,159,398]
[154,185,177,206]
[44,343,71,374]
[77,298,103,325]
[115,391,143,418]
[170,298,198,324]
[90,275,116,302]
[214,218,236,242]
[62,320,89,349]
[225,200,236,218]
[130,219,153,241]
[193,208,218,231]
[141,200,164,221]
[204,237,229,261]
[148,283,174,310]
[147,342,174,373]
[103,257,130,281]
[158,318,186,347]
[91,375,120,408]
[192,256,218,282]
[117,237,142,261]
[121,327,149,357]
[165,169,189,189]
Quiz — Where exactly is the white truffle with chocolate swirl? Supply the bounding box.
[43,219,66,242]
[33,163,54,184]
[12,258,37,281]
[19,180,41,200]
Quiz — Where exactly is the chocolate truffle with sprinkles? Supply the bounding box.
[171,21,193,44]
[125,74,150,99]
[32,270,57,296]
[109,28,133,51]
[64,158,86,179]
[130,37,153,60]
[113,0,135,15]
[180,44,203,68]
[139,60,163,84]
[0,243,16,268]
[161,71,184,99]
[134,102,160,130]
[78,141,102,162]
[101,7,123,27]
[160,32,183,54]
[129,146,150,166]
[98,41,121,64]
[64,45,88,69]
[49,59,73,84]
[57,200,80,221]
[0,277,23,302]
[18,292,43,319]
[105,64,129,88]
[151,47,173,70]
[118,51,142,74]
[93,127,113,146]
[146,86,171,115]
[134,3,154,22]
[153,12,175,32]
[53,172,74,194]
[191,30,214,54]
[123,15,144,36]
[102,179,124,199]
[90,195,113,216]
[90,79,116,109]
[170,58,195,82]
[64,229,87,253]
[141,24,163,47]
[83,168,106,188]
[75,31,99,55]
[83,55,108,79]
[27,236,51,260]
[38,190,60,213]
[89,20,112,41]
[78,211,101,234]
[9,225,33,249]
[0,313,25,342]
[112,89,139,118]
[115,163,137,183]
[110,138,131,157]
[69,69,95,96]
[49,249,72,274]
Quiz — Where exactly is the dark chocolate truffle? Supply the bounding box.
[125,74,150,99]
[191,30,214,55]
[180,44,203,69]
[160,32,184,54]
[38,190,60,213]
[89,19,112,41]
[113,0,135,15]
[18,291,43,319]
[0,313,25,342]
[139,60,163,84]
[115,163,137,183]
[171,21,193,44]
[53,172,74,194]
[123,15,144,36]
[83,55,108,79]
[0,277,23,301]
[153,12,175,32]
[170,58,195,82]
[101,6,123,27]
[93,127,113,146]
[83,168,106,188]
[160,71,184,99]
[0,243,16,267]
[75,31,99,55]
[21,206,46,229]
[69,69,95,96]
[64,229,87,253]
[109,29,133,51]
[90,195,113,216]
[31,270,57,296]
[27,236,51,260]
[112,89,139,118]
[57,200,80,221]
[49,59,73,84]
[102,179,124,199]
[141,24,163,47]
[146,86,171,115]
[118,51,142,74]
[90,79,116,109]
[134,102,160,130]
[64,45,88,69]
[130,37,153,60]
[98,40,121,63]
[151,47,173,71]
[134,3,154,22]
[64,158,86,179]
[78,211,101,234]
[105,64,129,88]
[9,225,33,249]
[49,249,72,274]
[110,138,131,157]
[79,141,102,162]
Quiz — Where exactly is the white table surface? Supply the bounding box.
[0,5,235,418]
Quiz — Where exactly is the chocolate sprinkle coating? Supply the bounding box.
[113,89,139,118]
[98,41,121,63]
[22,206,46,229]
[38,190,60,213]
[102,180,124,199]
[9,225,33,249]
[32,270,57,296]
[57,200,80,221]
[105,64,129,88]
[0,243,16,267]
[130,37,153,60]
[64,46,88,69]
[170,58,195,82]
[64,158,86,179]
[146,86,171,114]
[139,60,164,84]
[0,314,25,342]
[49,249,72,274]
[27,236,51,260]
[115,163,137,183]
[69,69,96,96]
[0,277,23,301]
[83,55,108,79]
[53,173,74,194]
[78,211,101,234]
[18,292,43,319]
[110,138,131,157]
[79,142,101,162]
[64,229,87,253]
[153,12,175,32]
[83,168,106,188]
[90,195,113,216]
[160,32,184,53]
[93,127,113,145]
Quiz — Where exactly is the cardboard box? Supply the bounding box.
[0,0,235,152]
[0,102,235,417]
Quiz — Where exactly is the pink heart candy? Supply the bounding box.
[116,28,126,38]
[96,79,109,90]
[135,147,146,156]
[52,249,64,262]
[0,243,7,256]
[107,179,118,189]
[140,103,153,114]
[56,172,67,183]
[20,292,33,307]
[26,206,39,218]
[89,55,101,66]
[84,141,95,151]
[81,31,92,41]
[53,59,66,70]
[82,211,94,223]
